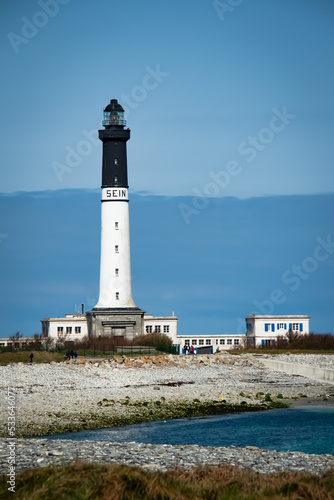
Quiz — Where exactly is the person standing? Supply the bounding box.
[29,353,34,363]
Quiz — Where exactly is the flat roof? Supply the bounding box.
[246,315,310,319]
[177,333,246,338]
[144,316,178,320]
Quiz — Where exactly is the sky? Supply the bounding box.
[0,1,333,338]
[0,0,333,198]
[0,191,333,337]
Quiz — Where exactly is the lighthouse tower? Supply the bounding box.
[86,99,145,340]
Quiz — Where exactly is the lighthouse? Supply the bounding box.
[86,99,145,340]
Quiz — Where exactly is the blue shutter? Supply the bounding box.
[261,339,265,345]
[284,323,287,329]
[271,324,275,332]
[265,323,269,332]
[289,323,292,330]
[300,323,303,332]
[277,323,279,329]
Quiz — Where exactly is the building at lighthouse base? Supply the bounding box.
[40,312,178,345]
[86,307,145,341]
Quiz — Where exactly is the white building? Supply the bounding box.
[0,337,41,349]
[40,312,178,344]
[41,314,88,343]
[245,314,310,347]
[144,314,178,344]
[177,333,246,354]
[174,315,310,352]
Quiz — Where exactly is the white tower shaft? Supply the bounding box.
[95,188,136,308]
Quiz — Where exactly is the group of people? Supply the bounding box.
[183,344,195,355]
[64,350,78,361]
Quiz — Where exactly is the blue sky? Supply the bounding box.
[0,191,333,337]
[0,1,333,338]
[1,0,333,197]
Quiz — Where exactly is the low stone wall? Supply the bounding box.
[259,359,334,385]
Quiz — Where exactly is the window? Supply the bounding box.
[146,325,152,333]
[75,327,81,334]
[115,222,119,229]
[292,323,299,331]
[216,339,218,344]
[115,245,119,252]
[227,339,232,345]
[116,292,119,300]
[206,339,211,345]
[234,339,239,345]
[155,325,161,333]
[279,323,284,329]
[192,339,197,345]
[163,325,169,333]
[185,340,190,346]
[66,327,72,334]
[199,339,204,345]
[115,268,119,276]
[220,339,225,345]
[57,327,63,333]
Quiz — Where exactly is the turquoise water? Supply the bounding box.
[46,406,334,455]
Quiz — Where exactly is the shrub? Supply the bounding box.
[131,333,173,353]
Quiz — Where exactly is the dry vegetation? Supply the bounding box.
[0,351,63,366]
[1,462,334,500]
[269,333,334,350]
[233,333,334,355]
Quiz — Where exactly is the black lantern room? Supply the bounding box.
[99,99,130,188]
[102,99,126,128]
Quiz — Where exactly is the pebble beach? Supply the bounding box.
[1,353,333,475]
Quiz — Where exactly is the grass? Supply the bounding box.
[0,350,172,366]
[0,351,63,365]
[1,461,333,499]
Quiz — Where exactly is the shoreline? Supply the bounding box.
[1,437,333,476]
[1,353,333,439]
[1,353,333,474]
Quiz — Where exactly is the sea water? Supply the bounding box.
[46,406,334,455]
